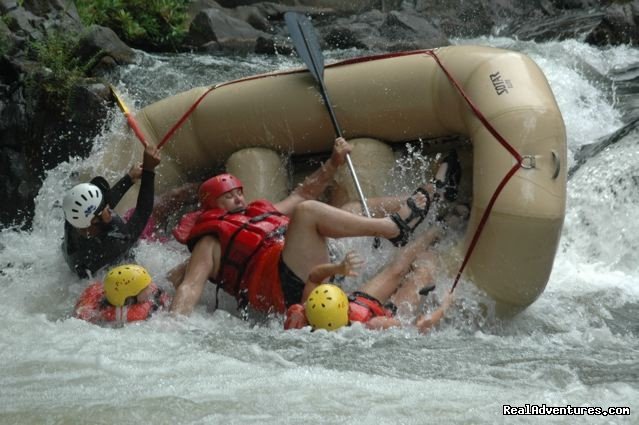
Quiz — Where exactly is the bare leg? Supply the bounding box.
[356,226,441,303]
[167,259,188,289]
[340,183,437,217]
[340,196,407,217]
[390,250,437,317]
[282,198,426,286]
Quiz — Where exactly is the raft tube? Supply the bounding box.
[102,45,566,312]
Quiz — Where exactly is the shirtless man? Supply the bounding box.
[170,138,434,316]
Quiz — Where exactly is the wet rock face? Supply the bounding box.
[1,0,637,228]
[585,3,639,46]
[0,1,130,228]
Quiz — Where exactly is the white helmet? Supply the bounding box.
[62,183,104,229]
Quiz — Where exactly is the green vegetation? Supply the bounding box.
[27,31,89,106]
[75,0,190,51]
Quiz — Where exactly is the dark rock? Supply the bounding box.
[234,5,273,31]
[1,7,44,37]
[189,8,270,49]
[67,81,110,141]
[415,0,495,37]
[585,3,639,46]
[0,56,19,90]
[16,0,67,16]
[322,10,386,50]
[0,0,82,38]
[609,62,639,120]
[253,2,335,21]
[89,55,118,78]
[187,0,223,24]
[0,0,19,10]
[551,0,613,10]
[74,25,136,76]
[381,11,449,48]
[325,27,367,49]
[0,92,27,136]
[255,35,275,54]
[201,37,258,53]
[255,35,293,54]
[216,0,380,15]
[509,11,605,42]
[0,146,37,227]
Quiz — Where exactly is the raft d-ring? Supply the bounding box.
[520,155,536,169]
[551,150,561,179]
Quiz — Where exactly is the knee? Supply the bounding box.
[291,200,322,219]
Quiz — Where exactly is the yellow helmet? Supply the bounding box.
[103,264,152,307]
[304,284,349,331]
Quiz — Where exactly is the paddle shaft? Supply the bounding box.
[294,18,372,220]
[315,78,372,219]
[110,85,148,148]
[124,114,149,148]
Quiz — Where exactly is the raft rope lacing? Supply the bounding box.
[424,50,524,293]
[155,49,526,294]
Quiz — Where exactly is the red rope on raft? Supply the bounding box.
[424,49,524,293]
[154,50,525,295]
[157,86,216,149]
[155,50,437,149]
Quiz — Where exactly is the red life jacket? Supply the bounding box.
[348,292,394,323]
[284,303,308,329]
[173,200,289,307]
[74,282,170,325]
[284,292,393,329]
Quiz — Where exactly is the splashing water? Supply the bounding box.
[1,39,638,424]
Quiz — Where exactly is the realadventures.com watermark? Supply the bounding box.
[503,404,630,416]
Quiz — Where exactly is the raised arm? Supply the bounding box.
[302,251,363,301]
[274,137,351,216]
[121,145,161,237]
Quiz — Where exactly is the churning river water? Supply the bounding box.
[0,36,638,424]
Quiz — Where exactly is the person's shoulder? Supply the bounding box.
[249,199,280,211]
[76,281,105,304]
[250,199,272,206]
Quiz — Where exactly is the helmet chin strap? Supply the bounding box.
[228,206,246,214]
[114,306,127,328]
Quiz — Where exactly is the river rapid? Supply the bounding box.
[0,37,638,424]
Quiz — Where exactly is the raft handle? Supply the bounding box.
[520,155,536,169]
[551,151,561,179]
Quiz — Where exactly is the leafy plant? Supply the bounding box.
[75,0,190,51]
[27,31,88,106]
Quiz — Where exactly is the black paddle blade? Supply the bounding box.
[284,12,325,82]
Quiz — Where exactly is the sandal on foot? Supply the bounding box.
[419,284,436,297]
[433,150,462,202]
[388,192,431,247]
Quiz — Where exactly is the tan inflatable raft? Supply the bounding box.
[101,45,567,312]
